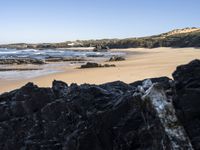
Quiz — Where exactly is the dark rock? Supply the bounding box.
[0,68,42,71]
[172,59,200,90]
[103,64,116,67]
[93,45,109,52]
[52,80,68,98]
[45,57,86,62]
[130,76,173,90]
[86,54,105,57]
[172,59,200,149]
[109,56,125,61]
[79,62,116,69]
[0,58,45,65]
[100,81,135,94]
[0,82,55,121]
[1,59,200,149]
[80,62,99,68]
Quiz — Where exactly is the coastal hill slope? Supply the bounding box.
[1,27,200,49]
[159,27,200,37]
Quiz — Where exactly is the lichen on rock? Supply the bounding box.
[142,83,193,150]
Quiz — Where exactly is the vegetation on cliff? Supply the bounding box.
[1,27,200,49]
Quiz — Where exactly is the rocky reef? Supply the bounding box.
[79,62,116,69]
[0,58,45,65]
[109,56,126,62]
[0,60,200,149]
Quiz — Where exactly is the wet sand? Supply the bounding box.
[1,47,200,93]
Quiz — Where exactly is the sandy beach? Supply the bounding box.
[1,47,200,93]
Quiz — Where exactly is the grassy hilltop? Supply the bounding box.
[1,27,200,49]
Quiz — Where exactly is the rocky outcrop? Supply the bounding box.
[0,68,42,71]
[0,57,86,65]
[0,58,45,65]
[93,45,109,52]
[109,56,125,61]
[0,59,200,149]
[45,57,86,62]
[172,59,200,149]
[79,62,116,69]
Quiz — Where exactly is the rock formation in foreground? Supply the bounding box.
[0,59,200,150]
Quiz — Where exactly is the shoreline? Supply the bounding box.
[1,47,200,93]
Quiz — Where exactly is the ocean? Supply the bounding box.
[0,48,125,80]
[0,48,124,60]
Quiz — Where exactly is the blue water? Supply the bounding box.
[0,48,125,59]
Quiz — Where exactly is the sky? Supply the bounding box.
[0,0,200,44]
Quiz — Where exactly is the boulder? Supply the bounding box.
[80,62,99,68]
[52,80,69,98]
[79,62,116,69]
[109,56,125,61]
[93,45,109,52]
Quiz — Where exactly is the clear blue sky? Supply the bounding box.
[0,0,199,44]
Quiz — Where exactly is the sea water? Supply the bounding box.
[0,48,125,80]
[0,48,124,59]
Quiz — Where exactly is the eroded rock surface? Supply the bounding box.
[0,59,200,149]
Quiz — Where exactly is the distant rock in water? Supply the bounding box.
[0,58,45,65]
[45,57,86,62]
[79,62,116,69]
[1,59,200,149]
[0,68,42,71]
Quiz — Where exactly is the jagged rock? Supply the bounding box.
[130,76,174,96]
[130,76,172,90]
[0,83,55,121]
[100,81,135,94]
[52,80,68,98]
[1,60,200,149]
[172,59,200,89]
[142,83,193,149]
[173,59,200,149]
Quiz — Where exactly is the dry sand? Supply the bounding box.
[1,47,200,93]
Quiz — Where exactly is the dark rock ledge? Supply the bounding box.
[109,56,125,61]
[0,58,45,65]
[79,62,116,69]
[0,59,200,150]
